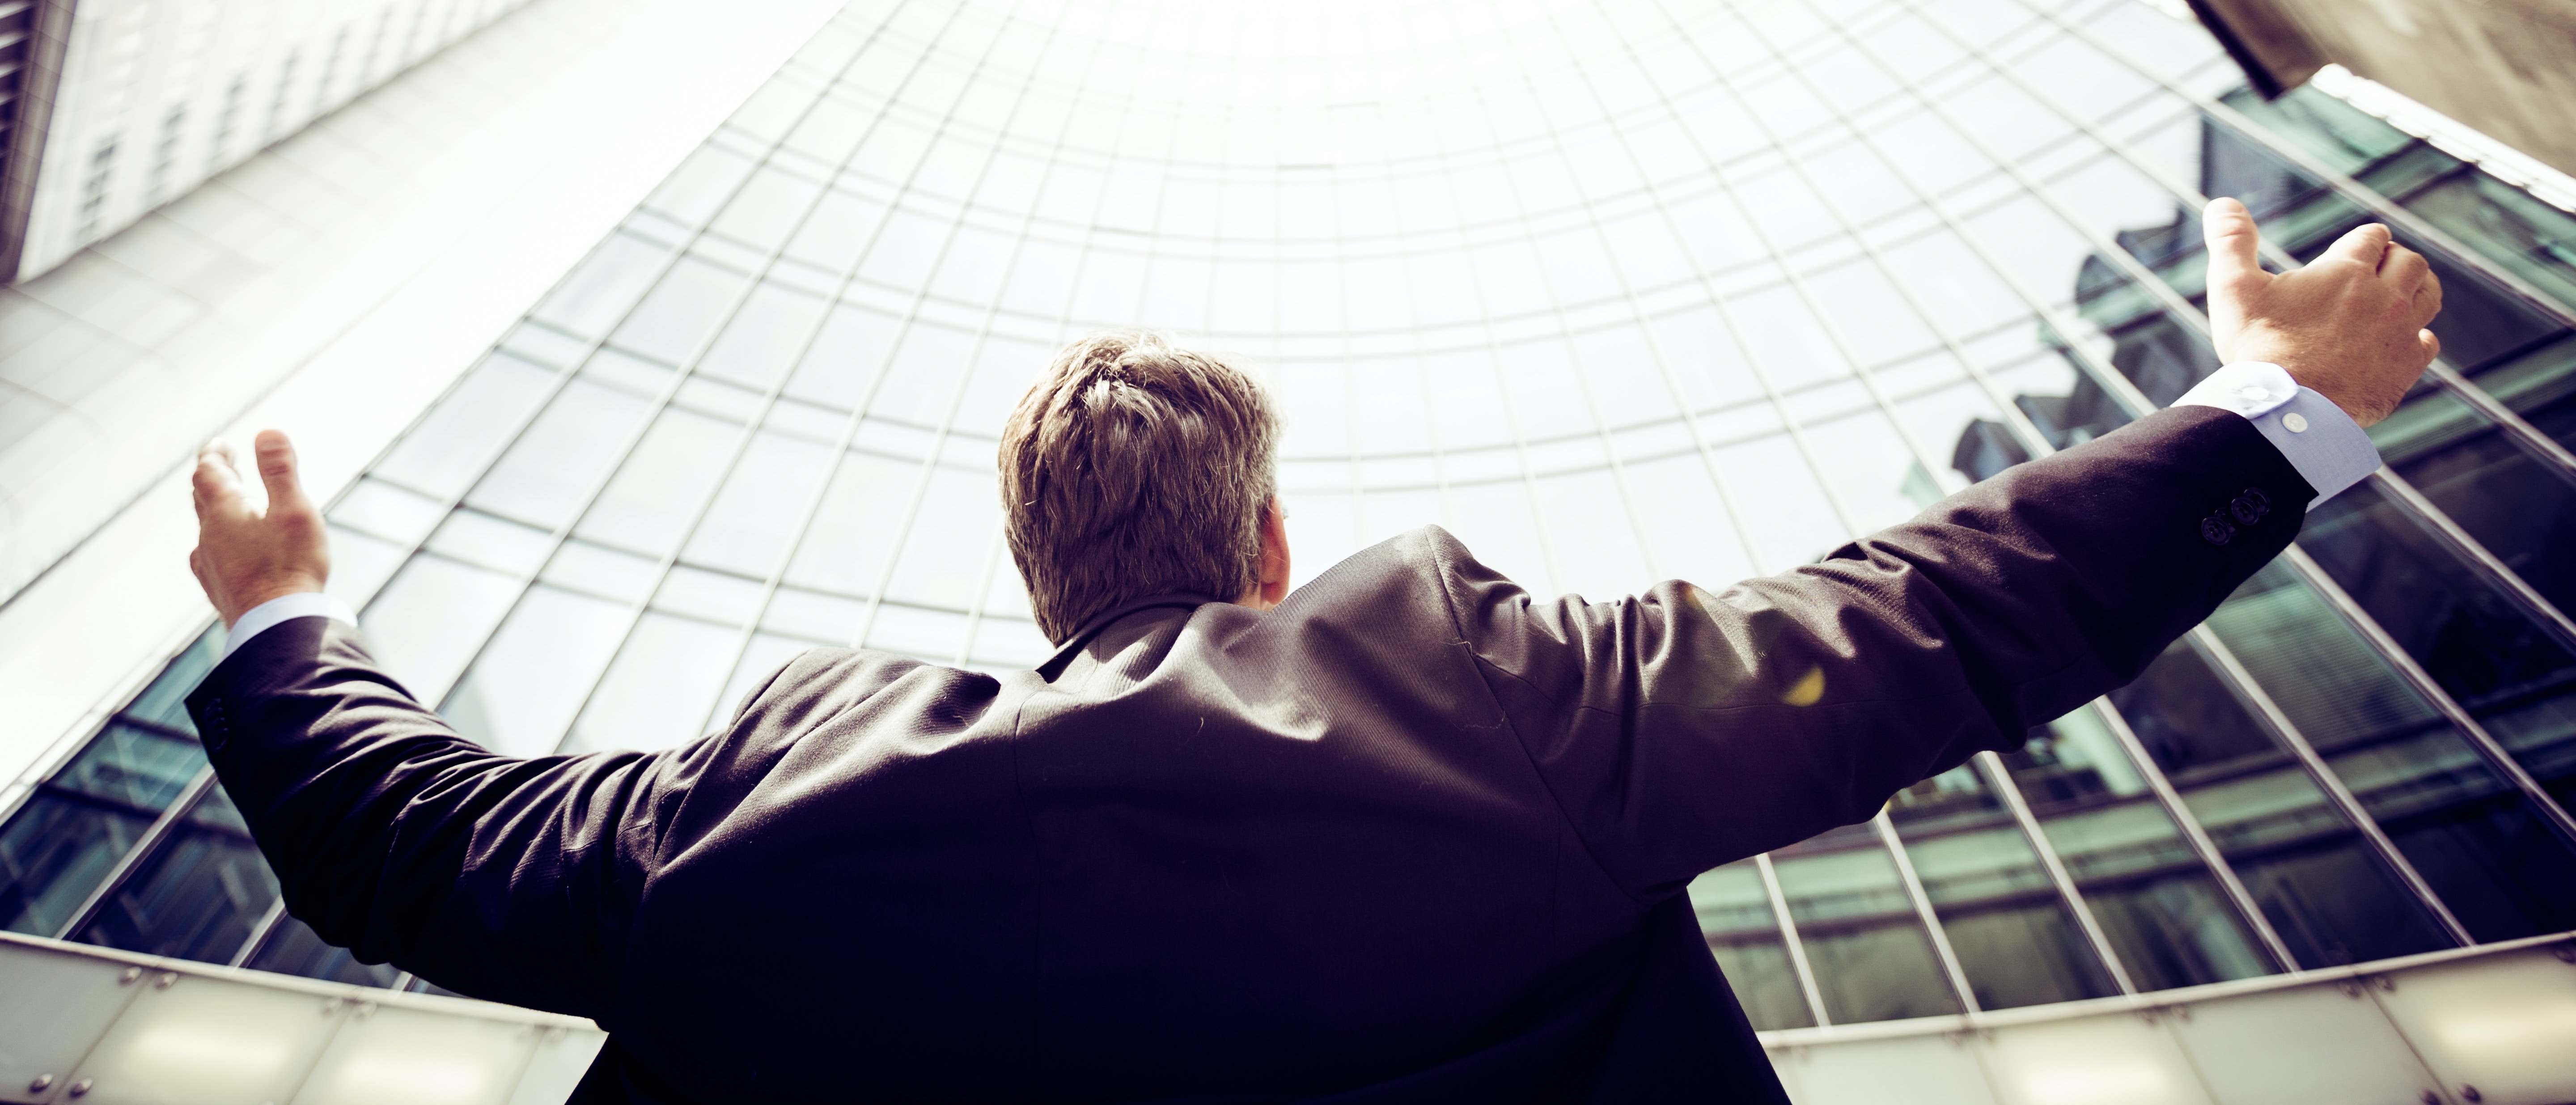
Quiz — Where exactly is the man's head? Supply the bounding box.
[1001,331,1288,644]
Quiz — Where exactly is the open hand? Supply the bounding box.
[2202,197,2441,427]
[191,430,330,628]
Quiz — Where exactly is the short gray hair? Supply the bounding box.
[1000,332,1279,644]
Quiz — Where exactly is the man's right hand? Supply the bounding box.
[2202,197,2441,428]
[191,430,331,629]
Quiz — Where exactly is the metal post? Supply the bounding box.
[1754,852,1836,1029]
[1974,750,2140,994]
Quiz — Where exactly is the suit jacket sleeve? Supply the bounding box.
[182,620,801,1016]
[1434,405,2314,901]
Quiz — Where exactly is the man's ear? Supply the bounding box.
[1254,496,1291,609]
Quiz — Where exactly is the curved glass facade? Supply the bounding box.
[7,0,2576,1040]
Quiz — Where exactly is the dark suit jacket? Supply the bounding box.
[186,406,2313,1102]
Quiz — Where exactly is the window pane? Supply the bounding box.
[2007,706,2275,989]
[2207,564,2576,940]
[359,554,529,707]
[788,451,926,595]
[0,793,155,936]
[530,233,678,339]
[1686,860,1814,1030]
[574,406,744,557]
[565,613,743,754]
[74,787,279,963]
[697,283,830,391]
[465,377,658,530]
[1768,827,1963,1023]
[2109,640,2451,967]
[244,915,402,988]
[441,585,637,757]
[1886,766,2120,1008]
[372,352,562,500]
[119,630,223,735]
[683,429,838,578]
[48,724,205,812]
[608,258,754,366]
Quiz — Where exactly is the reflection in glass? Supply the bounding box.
[1686,860,1814,1030]
[2007,707,2275,987]
[1884,766,2119,1009]
[2110,640,2449,966]
[1768,826,1962,1022]
[2205,565,2576,940]
[75,786,280,963]
[245,914,404,988]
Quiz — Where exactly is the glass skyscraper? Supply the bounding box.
[4,0,2573,1098]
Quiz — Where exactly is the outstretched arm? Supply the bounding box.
[1452,201,2442,898]
[183,432,697,1015]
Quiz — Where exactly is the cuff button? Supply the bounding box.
[2284,412,2309,433]
[2201,516,2237,546]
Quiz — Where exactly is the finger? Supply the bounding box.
[2322,222,2393,270]
[2419,328,2441,364]
[192,442,245,516]
[2414,266,2443,324]
[2201,197,2267,293]
[254,429,312,514]
[2379,242,2431,293]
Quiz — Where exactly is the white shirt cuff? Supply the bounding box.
[2173,362,2381,509]
[222,592,359,661]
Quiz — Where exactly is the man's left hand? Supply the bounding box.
[191,429,330,628]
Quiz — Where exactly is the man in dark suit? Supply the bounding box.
[184,199,2437,1101]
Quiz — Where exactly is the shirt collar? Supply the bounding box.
[1036,592,1221,680]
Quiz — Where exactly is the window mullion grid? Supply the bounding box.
[1669,0,2206,999]
[52,766,217,942]
[1569,0,1989,1008]
[1984,0,2576,482]
[1607,0,2112,1009]
[1355,30,1463,543]
[1335,12,1374,563]
[1970,749,2138,993]
[331,1,929,739]
[1761,0,2314,970]
[1885,0,2576,633]
[2080,697,2304,971]
[670,0,1043,716]
[718,2,1109,689]
[834,0,1086,654]
[1804,0,2557,936]
[679,1,1096,699]
[1527,0,1986,1013]
[2185,625,2478,944]
[2424,359,2576,487]
[2362,467,2576,652]
[1867,808,1985,1013]
[837,0,1174,655]
[2275,543,2576,851]
[1483,7,1708,587]
[1412,8,1567,597]
[2005,0,2576,333]
[1753,851,1835,1029]
[445,0,987,752]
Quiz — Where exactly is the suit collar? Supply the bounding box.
[1037,592,1220,680]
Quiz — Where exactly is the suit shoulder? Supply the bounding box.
[726,647,928,731]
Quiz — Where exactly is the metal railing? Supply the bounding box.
[0,931,603,1105]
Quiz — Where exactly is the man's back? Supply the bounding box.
[486,527,1778,1100]
[188,402,2327,1100]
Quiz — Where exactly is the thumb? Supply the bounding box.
[2201,198,2267,296]
[254,430,313,515]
